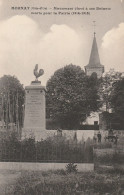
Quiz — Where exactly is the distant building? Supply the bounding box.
[85,33,104,78]
[84,112,99,125]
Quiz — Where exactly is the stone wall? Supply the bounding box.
[0,162,94,172]
[33,130,95,142]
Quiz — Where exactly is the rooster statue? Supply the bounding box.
[33,64,44,81]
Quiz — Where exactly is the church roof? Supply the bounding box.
[86,34,104,68]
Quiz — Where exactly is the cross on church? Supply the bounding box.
[93,21,96,36]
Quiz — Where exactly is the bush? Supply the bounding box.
[66,163,78,173]
[0,135,93,163]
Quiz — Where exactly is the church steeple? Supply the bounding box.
[88,34,101,67]
[85,24,104,78]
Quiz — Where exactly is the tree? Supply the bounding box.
[110,78,124,128]
[0,75,25,130]
[46,64,100,129]
[99,69,122,112]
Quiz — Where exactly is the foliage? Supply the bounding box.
[94,150,124,165]
[0,75,25,128]
[8,169,124,195]
[110,78,124,127]
[65,163,78,173]
[99,70,122,112]
[93,142,112,149]
[0,133,93,163]
[46,64,100,129]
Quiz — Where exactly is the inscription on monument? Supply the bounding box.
[24,89,45,129]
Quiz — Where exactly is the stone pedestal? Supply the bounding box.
[22,81,46,141]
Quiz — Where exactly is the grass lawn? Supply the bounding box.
[0,170,21,195]
[1,165,124,195]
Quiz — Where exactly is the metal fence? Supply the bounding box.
[0,135,93,163]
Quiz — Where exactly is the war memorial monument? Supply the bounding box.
[22,64,46,141]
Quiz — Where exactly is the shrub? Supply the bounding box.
[0,135,93,163]
[65,163,78,174]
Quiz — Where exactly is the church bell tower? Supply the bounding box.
[85,24,104,78]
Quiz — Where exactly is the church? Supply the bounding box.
[85,33,104,78]
[84,32,105,126]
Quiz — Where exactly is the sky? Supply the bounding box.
[0,0,124,86]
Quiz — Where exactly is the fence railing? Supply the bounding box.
[0,136,93,163]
